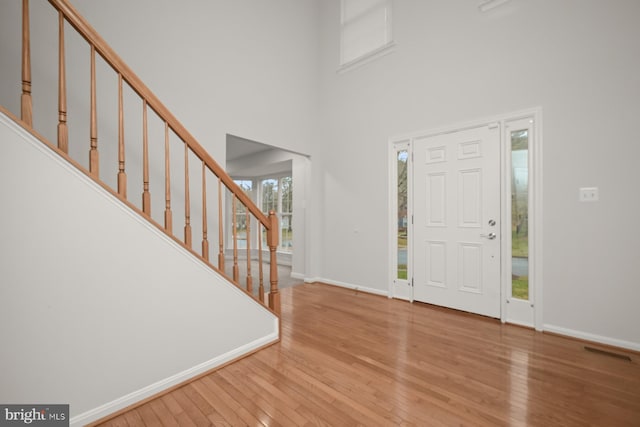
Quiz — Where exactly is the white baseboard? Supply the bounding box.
[543,324,640,352]
[70,329,279,427]
[291,271,305,280]
[304,277,388,297]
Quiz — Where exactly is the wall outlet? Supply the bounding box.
[579,187,599,202]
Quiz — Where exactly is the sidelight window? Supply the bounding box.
[396,150,409,279]
[511,129,529,300]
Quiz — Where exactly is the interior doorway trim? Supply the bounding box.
[388,108,543,329]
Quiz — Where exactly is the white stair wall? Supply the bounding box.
[0,112,278,426]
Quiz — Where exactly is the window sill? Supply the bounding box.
[338,42,396,74]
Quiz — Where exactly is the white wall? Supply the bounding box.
[69,0,320,159]
[0,0,319,280]
[315,0,640,348]
[0,113,278,425]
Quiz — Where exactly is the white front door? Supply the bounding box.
[413,125,501,318]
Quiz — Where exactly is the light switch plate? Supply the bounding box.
[579,187,599,202]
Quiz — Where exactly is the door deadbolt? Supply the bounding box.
[488,219,496,226]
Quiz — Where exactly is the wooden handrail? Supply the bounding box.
[11,0,280,314]
[46,0,269,227]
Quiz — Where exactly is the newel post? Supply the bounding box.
[267,211,280,314]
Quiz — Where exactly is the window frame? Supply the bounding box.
[231,174,293,253]
[388,139,412,301]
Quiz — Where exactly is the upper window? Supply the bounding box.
[340,0,393,67]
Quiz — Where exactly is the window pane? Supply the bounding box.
[397,150,408,280]
[511,130,529,300]
[261,179,278,213]
[234,180,252,193]
[342,7,388,61]
[233,180,252,248]
[233,180,252,215]
[281,214,293,251]
[341,0,391,64]
[259,176,293,252]
[261,227,268,251]
[281,176,293,214]
[343,0,381,20]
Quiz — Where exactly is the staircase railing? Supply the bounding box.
[9,0,280,313]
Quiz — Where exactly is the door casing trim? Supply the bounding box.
[388,107,543,329]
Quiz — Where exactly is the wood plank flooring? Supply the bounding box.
[98,283,640,426]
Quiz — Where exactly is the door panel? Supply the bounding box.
[413,125,500,318]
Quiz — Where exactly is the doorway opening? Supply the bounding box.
[226,134,310,288]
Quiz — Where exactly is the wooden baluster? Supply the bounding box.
[89,45,98,177]
[218,178,225,272]
[184,142,192,247]
[202,162,209,261]
[57,11,68,153]
[141,100,150,215]
[164,122,172,233]
[21,0,32,127]
[267,211,280,314]
[246,210,253,293]
[232,195,239,282]
[258,223,265,303]
[117,74,126,197]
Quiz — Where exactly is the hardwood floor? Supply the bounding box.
[98,283,640,426]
